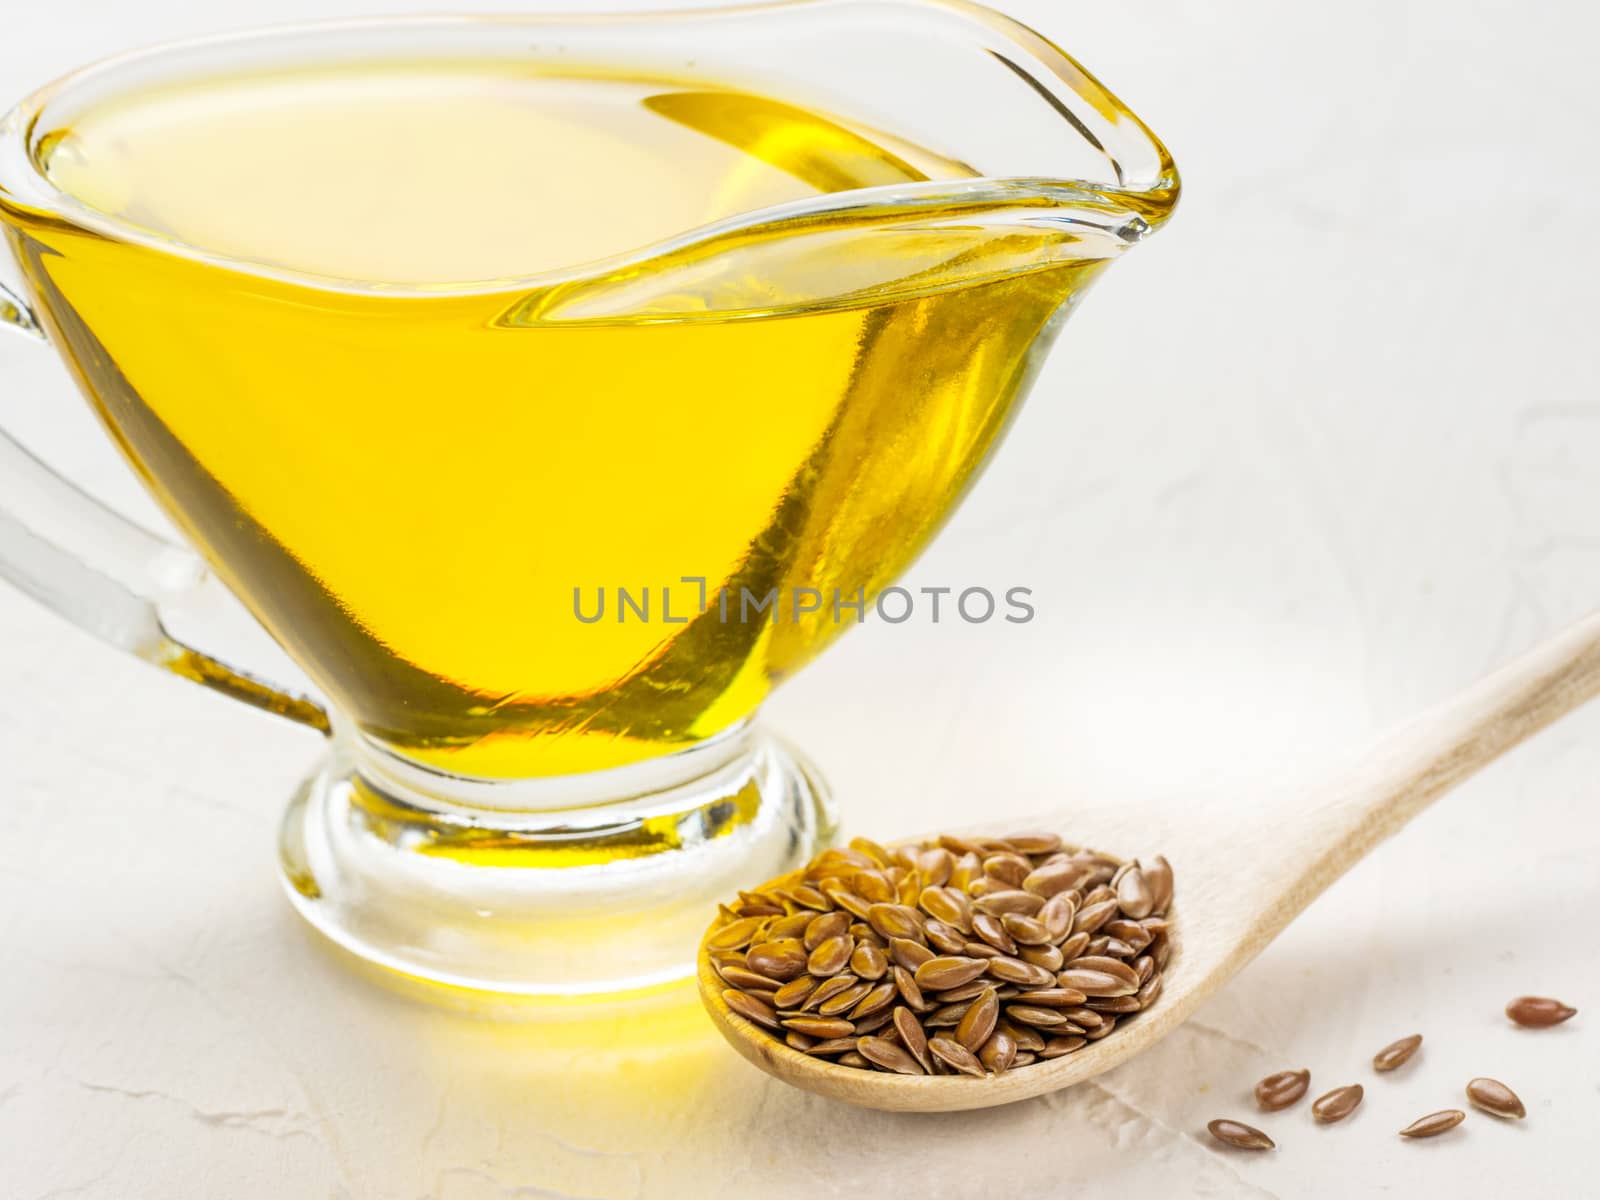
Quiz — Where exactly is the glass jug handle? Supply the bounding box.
[0,282,330,734]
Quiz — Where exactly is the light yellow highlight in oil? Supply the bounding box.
[41,61,970,283]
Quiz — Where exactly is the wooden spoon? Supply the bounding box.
[699,611,1600,1110]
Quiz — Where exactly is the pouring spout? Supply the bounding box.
[501,181,1140,328]
[897,0,1181,228]
[508,0,1182,325]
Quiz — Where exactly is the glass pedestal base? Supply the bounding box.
[278,724,833,994]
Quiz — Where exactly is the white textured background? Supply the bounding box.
[2,1,1596,1196]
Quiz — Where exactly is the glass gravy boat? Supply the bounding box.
[0,0,1177,993]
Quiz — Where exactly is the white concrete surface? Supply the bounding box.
[1,1,1596,1195]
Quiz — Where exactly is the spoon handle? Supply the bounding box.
[1237,610,1600,943]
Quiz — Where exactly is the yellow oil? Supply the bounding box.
[7,60,1129,777]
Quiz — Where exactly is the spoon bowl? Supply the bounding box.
[698,878,1187,1112]
[699,611,1600,1110]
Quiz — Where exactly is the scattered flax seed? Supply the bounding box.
[1206,1119,1274,1150]
[1204,992,1573,1155]
[705,832,1172,1077]
[1254,1068,1310,1111]
[1505,996,1577,1028]
[1311,1084,1364,1124]
[1466,1077,1526,1119]
[1373,1033,1423,1072]
[1399,1109,1465,1139]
